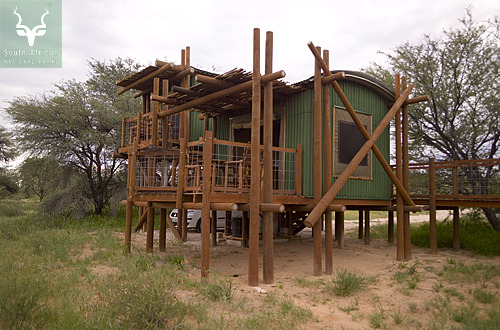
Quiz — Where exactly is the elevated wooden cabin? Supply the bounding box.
[116,29,431,285]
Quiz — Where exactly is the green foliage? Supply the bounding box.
[18,157,67,201]
[197,275,233,302]
[0,125,16,162]
[327,268,373,297]
[411,213,500,256]
[473,288,496,304]
[366,10,500,231]
[6,58,141,215]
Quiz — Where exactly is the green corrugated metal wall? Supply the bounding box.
[285,80,391,200]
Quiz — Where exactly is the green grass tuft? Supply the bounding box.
[327,268,373,297]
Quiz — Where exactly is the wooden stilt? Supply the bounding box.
[262,30,274,284]
[322,49,333,275]
[358,210,363,239]
[395,74,405,261]
[364,210,370,245]
[402,77,412,260]
[201,131,213,279]
[453,207,460,250]
[159,208,167,252]
[181,209,188,242]
[336,211,344,248]
[429,158,437,254]
[313,46,322,276]
[388,211,394,243]
[248,28,261,286]
[147,203,154,252]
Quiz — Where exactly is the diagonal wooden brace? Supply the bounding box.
[307,42,415,207]
[304,84,414,228]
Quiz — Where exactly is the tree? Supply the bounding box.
[0,126,17,198]
[19,157,64,201]
[6,58,142,214]
[0,126,16,163]
[366,11,500,230]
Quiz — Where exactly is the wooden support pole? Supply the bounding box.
[322,49,333,275]
[184,47,191,144]
[211,210,217,247]
[176,137,187,241]
[262,30,274,284]
[388,211,394,243]
[204,114,210,132]
[146,202,154,252]
[304,84,414,228]
[307,42,416,207]
[161,79,169,147]
[155,70,286,118]
[402,77,412,260]
[429,158,437,254]
[453,207,460,250]
[395,74,405,261]
[152,78,160,148]
[118,62,173,95]
[313,45,322,277]
[201,131,213,279]
[336,211,344,248]
[248,28,261,287]
[358,210,363,239]
[159,208,167,252]
[364,210,370,245]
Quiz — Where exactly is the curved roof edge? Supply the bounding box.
[292,70,395,102]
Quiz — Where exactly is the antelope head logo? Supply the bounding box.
[13,6,49,47]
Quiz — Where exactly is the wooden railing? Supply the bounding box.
[392,158,500,202]
[120,113,180,151]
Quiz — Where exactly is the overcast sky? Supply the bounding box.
[1,0,499,127]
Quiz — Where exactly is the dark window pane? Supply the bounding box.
[338,120,368,166]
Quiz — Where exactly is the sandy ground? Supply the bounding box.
[131,210,500,329]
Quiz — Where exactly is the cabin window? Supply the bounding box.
[333,107,372,179]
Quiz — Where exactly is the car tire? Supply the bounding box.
[196,219,201,233]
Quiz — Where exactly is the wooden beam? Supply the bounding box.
[146,203,154,252]
[303,84,414,228]
[402,76,412,260]
[248,28,261,287]
[307,42,415,207]
[321,71,345,84]
[118,62,174,95]
[169,67,194,82]
[195,74,235,88]
[336,211,344,248]
[201,131,213,279]
[388,211,394,243]
[395,74,405,261]
[364,210,370,245]
[155,70,286,118]
[159,208,167,252]
[263,30,274,285]
[322,49,333,275]
[313,46,322,277]
[134,87,153,99]
[237,203,284,213]
[134,209,148,231]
